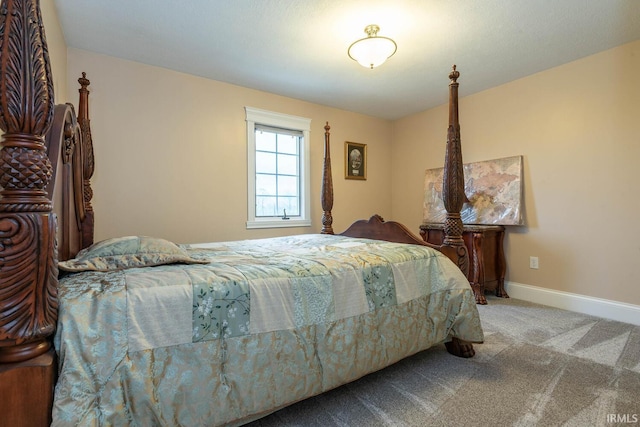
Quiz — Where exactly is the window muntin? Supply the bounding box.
[255,130,300,217]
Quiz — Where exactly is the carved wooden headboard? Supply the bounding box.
[45,73,95,262]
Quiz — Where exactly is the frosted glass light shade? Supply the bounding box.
[348,25,397,69]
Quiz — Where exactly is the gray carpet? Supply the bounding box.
[245,296,640,426]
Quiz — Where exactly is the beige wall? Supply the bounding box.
[392,40,640,306]
[42,0,67,103]
[66,49,393,244]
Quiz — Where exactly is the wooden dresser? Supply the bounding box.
[420,223,509,305]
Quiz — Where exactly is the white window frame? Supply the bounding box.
[245,107,311,229]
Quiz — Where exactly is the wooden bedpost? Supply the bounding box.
[0,0,58,425]
[77,72,95,248]
[320,121,334,234]
[439,65,469,276]
[440,66,475,357]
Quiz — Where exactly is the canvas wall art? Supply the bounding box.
[423,155,524,225]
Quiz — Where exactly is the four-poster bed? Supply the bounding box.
[0,1,481,425]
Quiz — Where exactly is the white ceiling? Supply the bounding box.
[54,0,640,120]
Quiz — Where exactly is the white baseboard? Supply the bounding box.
[504,281,640,326]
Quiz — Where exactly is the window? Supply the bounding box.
[245,107,311,229]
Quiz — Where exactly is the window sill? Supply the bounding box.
[246,219,312,229]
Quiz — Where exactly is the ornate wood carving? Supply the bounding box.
[440,65,469,276]
[320,122,333,234]
[45,103,83,261]
[341,214,438,248]
[77,72,95,249]
[0,0,58,362]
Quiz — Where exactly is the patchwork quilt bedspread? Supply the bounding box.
[52,234,483,426]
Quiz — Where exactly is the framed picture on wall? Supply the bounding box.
[345,141,367,180]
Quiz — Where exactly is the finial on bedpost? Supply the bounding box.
[0,0,59,362]
[77,72,95,249]
[441,65,470,282]
[449,64,459,82]
[78,71,90,88]
[321,122,334,234]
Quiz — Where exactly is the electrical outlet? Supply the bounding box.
[529,256,539,269]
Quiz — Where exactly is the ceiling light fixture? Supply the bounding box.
[348,24,397,69]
